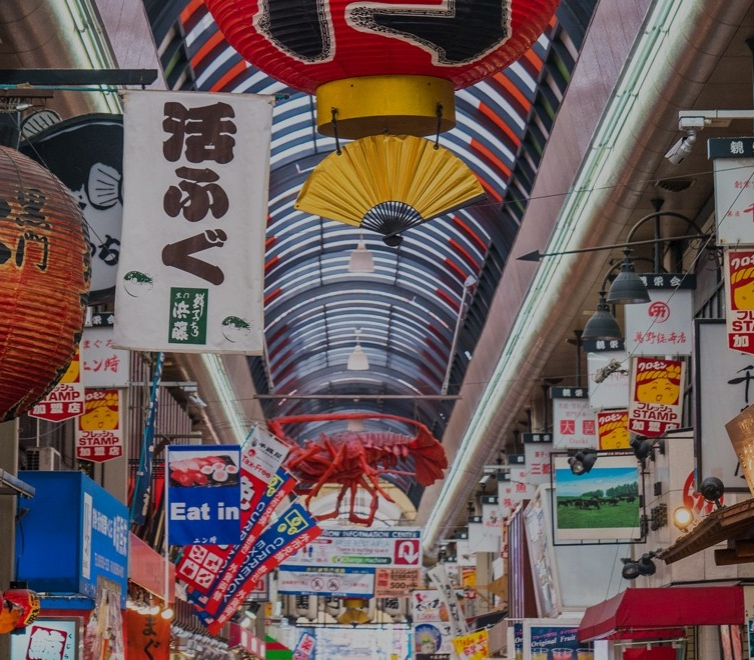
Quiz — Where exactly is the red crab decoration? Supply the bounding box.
[268,413,448,525]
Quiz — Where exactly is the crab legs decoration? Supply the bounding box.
[268,413,448,525]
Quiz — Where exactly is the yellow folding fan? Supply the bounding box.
[295,134,486,245]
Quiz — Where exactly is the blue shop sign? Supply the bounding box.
[16,472,129,608]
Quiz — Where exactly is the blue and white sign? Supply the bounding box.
[16,472,129,607]
[277,566,375,597]
[166,445,242,545]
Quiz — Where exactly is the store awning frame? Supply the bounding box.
[578,585,744,642]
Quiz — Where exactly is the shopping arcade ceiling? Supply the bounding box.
[160,0,596,508]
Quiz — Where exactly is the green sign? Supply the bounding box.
[168,287,208,344]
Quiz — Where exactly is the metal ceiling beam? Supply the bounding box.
[255,394,461,400]
[0,69,158,86]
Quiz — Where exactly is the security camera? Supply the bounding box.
[665,130,696,165]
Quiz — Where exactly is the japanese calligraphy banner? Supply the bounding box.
[115,90,273,354]
[725,248,754,354]
[126,610,170,659]
[551,388,597,449]
[628,356,685,437]
[81,321,130,388]
[202,501,323,635]
[427,563,468,637]
[76,389,123,463]
[166,445,242,546]
[624,275,694,356]
[277,566,375,597]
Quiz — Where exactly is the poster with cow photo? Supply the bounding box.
[553,454,642,541]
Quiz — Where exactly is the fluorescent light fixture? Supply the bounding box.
[348,237,375,273]
[347,329,370,370]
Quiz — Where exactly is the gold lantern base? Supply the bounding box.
[316,75,456,139]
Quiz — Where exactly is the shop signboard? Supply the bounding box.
[695,319,753,492]
[710,137,754,245]
[81,318,130,388]
[10,617,82,660]
[628,356,685,437]
[725,248,754,354]
[374,566,422,597]
[281,526,422,568]
[16,472,129,607]
[624,274,695,356]
[522,620,590,660]
[523,488,561,618]
[165,444,242,546]
[551,388,597,449]
[452,628,490,660]
[28,349,85,422]
[596,409,630,450]
[75,388,124,463]
[20,114,124,305]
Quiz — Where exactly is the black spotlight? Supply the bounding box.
[630,436,654,468]
[568,449,598,475]
[699,476,725,509]
[621,552,657,580]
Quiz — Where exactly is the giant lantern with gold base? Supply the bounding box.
[0,146,90,421]
[204,0,560,241]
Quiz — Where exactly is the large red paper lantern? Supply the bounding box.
[0,146,91,421]
[205,0,560,137]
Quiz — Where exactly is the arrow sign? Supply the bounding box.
[395,539,420,565]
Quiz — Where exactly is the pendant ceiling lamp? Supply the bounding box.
[296,134,485,244]
[204,0,560,138]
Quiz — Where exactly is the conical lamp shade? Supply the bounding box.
[348,239,375,273]
[582,295,622,341]
[606,252,650,304]
[347,335,370,371]
[337,599,371,625]
[295,135,486,239]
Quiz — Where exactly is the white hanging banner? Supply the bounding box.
[114,90,274,354]
[710,137,754,245]
[551,387,597,449]
[624,274,695,356]
[587,349,629,410]
[427,563,469,637]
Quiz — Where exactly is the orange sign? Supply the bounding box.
[597,410,630,449]
[126,609,170,659]
[374,567,421,598]
[628,357,684,437]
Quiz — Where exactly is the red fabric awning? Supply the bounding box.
[578,585,744,642]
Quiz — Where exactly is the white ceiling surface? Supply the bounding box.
[417,0,754,551]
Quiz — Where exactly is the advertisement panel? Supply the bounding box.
[725,248,754,354]
[76,388,123,463]
[628,356,685,437]
[28,349,85,422]
[712,139,754,245]
[11,617,82,660]
[523,620,590,660]
[523,489,561,618]
[587,349,628,410]
[553,455,641,542]
[596,410,629,450]
[166,445,242,545]
[373,567,422,598]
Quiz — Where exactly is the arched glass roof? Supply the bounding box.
[169,0,595,507]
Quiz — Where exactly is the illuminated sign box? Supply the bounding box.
[15,471,129,607]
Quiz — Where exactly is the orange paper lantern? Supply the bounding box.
[0,146,91,421]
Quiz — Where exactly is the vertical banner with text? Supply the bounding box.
[628,356,685,437]
[115,90,273,354]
